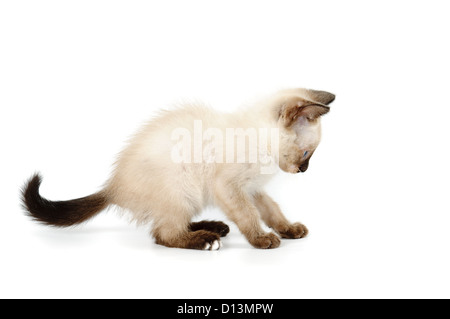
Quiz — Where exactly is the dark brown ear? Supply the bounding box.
[279,97,330,127]
[306,89,336,105]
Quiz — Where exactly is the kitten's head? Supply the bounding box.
[274,88,335,174]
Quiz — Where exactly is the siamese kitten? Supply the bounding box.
[21,88,335,250]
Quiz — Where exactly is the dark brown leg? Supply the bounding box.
[154,229,222,250]
[189,220,230,237]
[152,214,223,250]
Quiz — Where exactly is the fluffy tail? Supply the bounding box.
[21,173,109,227]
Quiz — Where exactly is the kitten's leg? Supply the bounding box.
[189,220,230,237]
[214,186,280,249]
[152,215,222,250]
[253,192,308,239]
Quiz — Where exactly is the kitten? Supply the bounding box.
[21,88,335,250]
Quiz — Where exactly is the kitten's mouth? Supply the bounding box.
[284,163,309,174]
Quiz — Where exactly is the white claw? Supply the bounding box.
[211,240,221,250]
[204,243,211,250]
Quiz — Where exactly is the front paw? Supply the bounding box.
[278,222,308,239]
[250,233,281,249]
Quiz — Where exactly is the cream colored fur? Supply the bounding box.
[103,88,333,249]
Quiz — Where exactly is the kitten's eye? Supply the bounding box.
[303,151,308,158]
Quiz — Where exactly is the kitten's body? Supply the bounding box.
[22,88,335,250]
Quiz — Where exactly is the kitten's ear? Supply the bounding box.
[305,89,336,105]
[279,97,330,127]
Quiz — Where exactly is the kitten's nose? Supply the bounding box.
[298,162,309,173]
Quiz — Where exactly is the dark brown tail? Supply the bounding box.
[21,173,108,227]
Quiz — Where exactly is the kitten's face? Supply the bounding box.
[278,117,322,174]
[275,88,334,174]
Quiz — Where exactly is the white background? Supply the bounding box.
[1,0,449,299]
